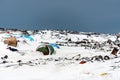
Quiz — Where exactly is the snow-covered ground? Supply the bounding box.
[0,29,120,80]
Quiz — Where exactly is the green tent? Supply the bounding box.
[36,45,55,55]
[47,45,55,55]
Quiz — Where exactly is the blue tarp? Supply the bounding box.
[50,43,60,49]
[5,34,34,41]
[22,35,34,41]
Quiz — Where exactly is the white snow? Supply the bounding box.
[0,30,120,80]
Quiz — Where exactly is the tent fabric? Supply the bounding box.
[50,43,60,49]
[36,46,49,55]
[47,45,55,55]
[36,45,55,55]
[4,34,34,41]
[22,35,34,41]
[4,36,17,47]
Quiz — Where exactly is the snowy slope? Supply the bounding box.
[0,29,120,80]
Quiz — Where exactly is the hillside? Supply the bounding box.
[0,29,120,80]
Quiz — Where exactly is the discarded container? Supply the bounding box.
[7,31,11,34]
[79,61,86,64]
[100,72,107,76]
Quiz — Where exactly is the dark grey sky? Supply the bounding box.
[0,0,120,33]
